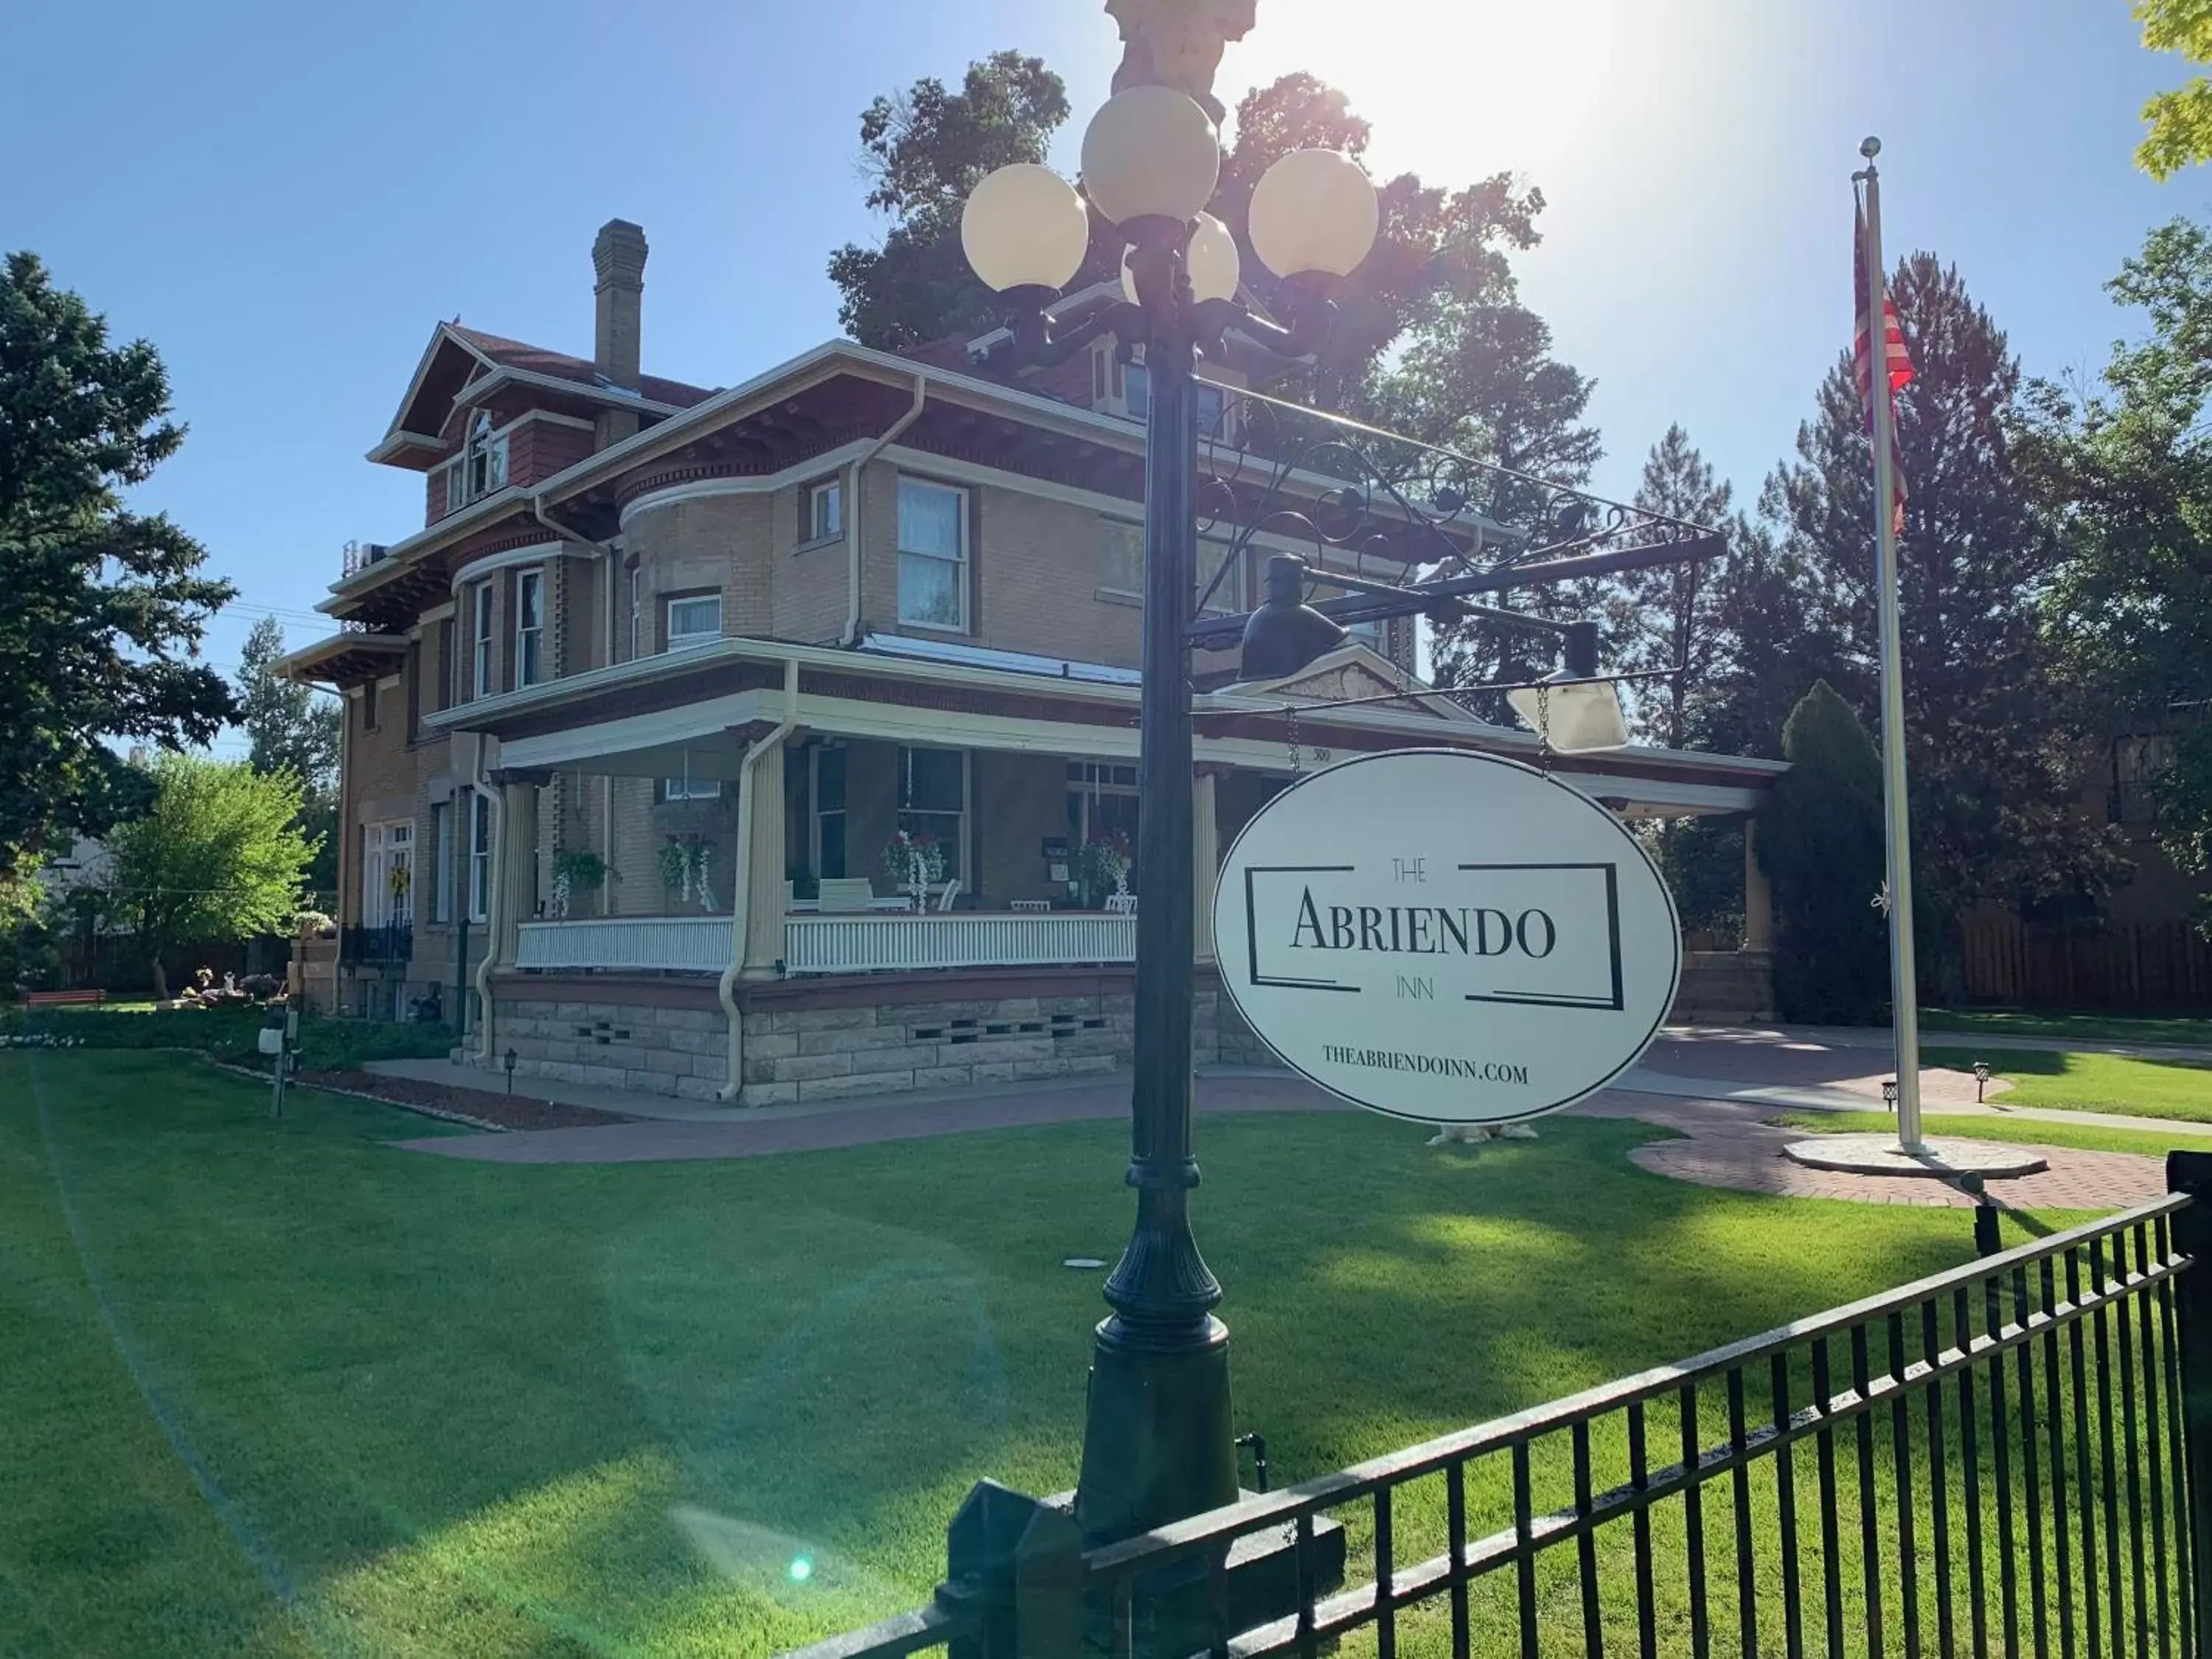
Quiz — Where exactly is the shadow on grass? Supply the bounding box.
[7,1052,2022,1657]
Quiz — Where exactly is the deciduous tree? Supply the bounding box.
[101,753,313,1001]
[235,616,339,897]
[2134,0,2212,179]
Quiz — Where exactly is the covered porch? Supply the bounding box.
[434,636,1786,1102]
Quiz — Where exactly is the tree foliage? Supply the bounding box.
[1759,681,1889,1022]
[1763,251,2122,984]
[236,615,339,897]
[827,51,1081,350]
[0,251,234,883]
[2029,216,2212,925]
[2135,0,2212,179]
[102,752,313,1000]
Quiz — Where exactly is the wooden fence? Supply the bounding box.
[1961,915,2212,1009]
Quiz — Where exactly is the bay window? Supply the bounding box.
[514,568,544,688]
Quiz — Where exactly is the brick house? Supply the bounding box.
[280,220,1786,1105]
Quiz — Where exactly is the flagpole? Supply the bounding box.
[1858,136,1924,1155]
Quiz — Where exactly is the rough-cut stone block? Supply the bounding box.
[641,1048,694,1077]
[624,1068,678,1096]
[1063,1054,1121,1076]
[741,1080,799,1107]
[672,1074,722,1102]
[799,1071,914,1102]
[554,1001,592,1021]
[1012,1057,1074,1081]
[799,1022,921,1056]
[912,1064,976,1089]
[768,1006,872,1034]
[972,1062,1016,1085]
[580,1064,629,1089]
[663,1026,715,1055]
[981,1036,1056,1064]
[746,1032,798,1060]
[543,1061,589,1084]
[767,1051,855,1084]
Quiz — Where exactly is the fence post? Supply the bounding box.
[2170,1151,2212,1644]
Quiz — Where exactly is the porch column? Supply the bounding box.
[1742,815,1773,951]
[496,779,540,965]
[1192,766,1224,965]
[741,734,788,978]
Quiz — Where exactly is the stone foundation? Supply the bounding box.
[487,967,1287,1106]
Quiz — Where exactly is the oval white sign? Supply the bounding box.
[1213,748,1682,1124]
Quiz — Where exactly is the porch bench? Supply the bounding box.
[23,989,104,1008]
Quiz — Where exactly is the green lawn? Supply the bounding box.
[2,1052,2090,1658]
[1923,1043,2212,1124]
[1764,1107,2199,1158]
[1920,1006,2210,1045]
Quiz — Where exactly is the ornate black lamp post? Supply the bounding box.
[961,74,1383,1543]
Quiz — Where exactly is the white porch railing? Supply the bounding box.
[511,912,1140,976]
[515,916,732,973]
[784,913,1136,975]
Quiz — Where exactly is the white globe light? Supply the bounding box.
[961,163,1091,293]
[1120,211,1242,305]
[1248,148,1381,279]
[1080,86,1221,227]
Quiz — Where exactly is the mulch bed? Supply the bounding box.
[299,1070,639,1132]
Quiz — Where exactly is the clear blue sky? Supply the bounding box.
[4,0,2205,754]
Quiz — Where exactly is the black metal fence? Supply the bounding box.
[787,1167,2208,1659]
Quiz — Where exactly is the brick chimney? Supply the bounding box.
[591,219,648,449]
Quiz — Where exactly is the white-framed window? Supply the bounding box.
[364,820,414,930]
[431,801,452,924]
[628,566,644,661]
[514,568,544,688]
[1097,521,1239,612]
[661,776,722,801]
[897,745,967,881]
[1121,363,1228,437]
[665,593,722,650]
[470,582,494,699]
[806,479,843,543]
[467,792,491,923]
[810,743,846,880]
[1099,519,1144,597]
[897,477,967,630]
[441,411,509,511]
[1068,762,1140,854]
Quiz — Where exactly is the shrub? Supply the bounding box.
[1759,681,1890,1022]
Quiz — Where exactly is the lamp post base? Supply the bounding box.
[1074,1315,1239,1544]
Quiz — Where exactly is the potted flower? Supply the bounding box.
[551,849,611,919]
[1075,833,1134,909]
[657,835,714,913]
[881,828,946,910]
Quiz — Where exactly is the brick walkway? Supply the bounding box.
[389,1041,2177,1212]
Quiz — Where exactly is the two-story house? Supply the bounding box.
[281,219,1786,1105]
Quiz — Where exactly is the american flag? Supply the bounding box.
[1854,204,1913,536]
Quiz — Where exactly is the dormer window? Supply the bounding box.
[440,411,509,512]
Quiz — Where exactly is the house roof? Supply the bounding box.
[447,325,716,411]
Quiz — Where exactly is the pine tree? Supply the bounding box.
[0,251,234,880]
[235,615,339,898]
[1764,251,2123,989]
[1759,681,1889,1021]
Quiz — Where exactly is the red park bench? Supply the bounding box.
[22,990,105,1008]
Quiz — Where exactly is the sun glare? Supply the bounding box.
[1219,0,1627,184]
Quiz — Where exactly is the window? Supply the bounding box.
[364,821,414,929]
[431,802,452,924]
[514,568,544,688]
[897,745,967,880]
[1121,362,1227,436]
[628,566,644,661]
[811,745,846,880]
[806,479,843,543]
[897,478,967,630]
[1068,762,1141,855]
[665,593,722,650]
[441,412,509,511]
[1097,521,1237,611]
[470,582,494,698]
[1099,520,1144,597]
[660,771,722,801]
[361,678,380,731]
[467,793,490,923]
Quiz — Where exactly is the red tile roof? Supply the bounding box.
[449,325,716,408]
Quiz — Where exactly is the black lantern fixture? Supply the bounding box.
[1239,554,1349,680]
[504,1046,518,1095]
[1973,1060,1992,1103]
[1883,1079,1899,1113]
